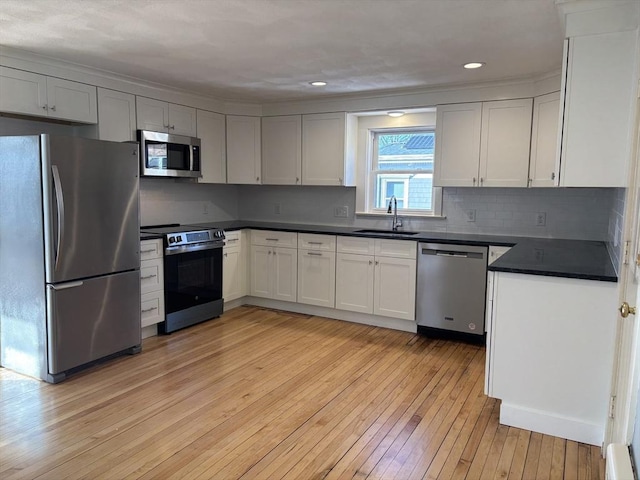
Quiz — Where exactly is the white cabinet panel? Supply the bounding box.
[168,103,197,137]
[529,92,561,187]
[139,239,164,328]
[559,31,637,187]
[0,67,47,117]
[297,250,336,308]
[373,256,416,321]
[336,236,375,255]
[374,239,416,259]
[140,239,162,261]
[141,291,165,328]
[272,247,297,302]
[46,77,97,124]
[223,247,243,301]
[251,230,297,248]
[197,109,227,184]
[335,253,374,314]
[136,97,168,132]
[97,88,137,142]
[227,115,262,184]
[298,234,336,252]
[140,257,164,295]
[250,246,272,298]
[262,115,302,185]
[0,67,97,124]
[434,103,482,187]
[302,112,348,186]
[479,99,532,187]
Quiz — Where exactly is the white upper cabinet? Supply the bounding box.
[433,103,482,187]
[0,67,97,124]
[97,88,137,142]
[262,115,302,185]
[226,115,262,184]
[302,112,352,186]
[559,30,637,187]
[529,91,561,187]
[136,97,197,136]
[197,109,227,184]
[434,99,532,187]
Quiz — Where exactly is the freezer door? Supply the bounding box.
[42,135,140,283]
[46,270,141,375]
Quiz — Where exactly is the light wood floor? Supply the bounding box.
[1,306,605,479]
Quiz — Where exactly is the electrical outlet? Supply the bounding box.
[535,212,546,226]
[274,203,281,215]
[466,209,476,222]
[534,248,544,263]
[334,206,349,218]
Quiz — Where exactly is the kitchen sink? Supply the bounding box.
[355,229,420,236]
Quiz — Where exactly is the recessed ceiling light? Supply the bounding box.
[463,62,485,69]
[387,111,405,117]
[309,81,327,86]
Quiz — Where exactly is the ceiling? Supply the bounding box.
[0,0,565,103]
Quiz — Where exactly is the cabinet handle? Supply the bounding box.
[551,172,556,180]
[265,238,279,241]
[307,252,322,256]
[42,104,48,110]
[375,260,379,265]
[141,248,156,254]
[140,274,157,280]
[473,177,476,185]
[170,125,175,130]
[307,242,323,245]
[141,306,158,313]
[164,124,170,129]
[50,105,56,112]
[339,177,343,185]
[224,253,228,257]
[296,177,300,183]
[226,238,238,242]
[369,260,373,265]
[480,177,484,186]
[256,176,260,182]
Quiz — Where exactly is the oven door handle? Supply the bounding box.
[165,241,224,256]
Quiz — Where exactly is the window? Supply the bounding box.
[368,129,439,215]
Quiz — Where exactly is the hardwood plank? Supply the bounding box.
[0,306,606,480]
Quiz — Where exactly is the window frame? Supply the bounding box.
[366,127,442,216]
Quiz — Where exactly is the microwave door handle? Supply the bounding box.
[51,165,65,270]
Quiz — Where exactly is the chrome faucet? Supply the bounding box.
[387,195,402,231]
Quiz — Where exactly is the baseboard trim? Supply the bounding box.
[225,296,417,333]
[500,402,603,446]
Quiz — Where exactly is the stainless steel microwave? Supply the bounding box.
[138,130,201,178]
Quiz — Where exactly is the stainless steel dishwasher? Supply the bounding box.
[416,243,488,341]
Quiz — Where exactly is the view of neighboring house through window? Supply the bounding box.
[369,130,436,214]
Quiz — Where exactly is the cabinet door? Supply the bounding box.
[0,66,47,116]
[250,246,271,298]
[479,99,532,187]
[272,247,297,302]
[373,256,416,320]
[97,88,137,142]
[560,31,636,187]
[227,115,262,184]
[223,247,243,301]
[297,250,336,308]
[197,109,227,184]
[46,77,97,124]
[529,92,561,187]
[302,112,346,185]
[136,97,169,132]
[168,103,197,137]
[262,115,302,185]
[433,103,482,187]
[335,253,374,314]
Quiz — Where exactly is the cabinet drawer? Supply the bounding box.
[140,239,162,260]
[141,258,164,294]
[251,229,297,248]
[141,290,165,328]
[298,233,336,251]
[225,230,242,246]
[337,236,375,255]
[374,239,417,259]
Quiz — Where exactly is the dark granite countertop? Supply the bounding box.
[140,232,163,241]
[152,220,618,283]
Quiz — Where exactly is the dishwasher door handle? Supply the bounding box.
[421,248,483,259]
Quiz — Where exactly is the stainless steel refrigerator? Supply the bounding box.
[0,135,141,383]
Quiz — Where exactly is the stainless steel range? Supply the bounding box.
[141,224,225,334]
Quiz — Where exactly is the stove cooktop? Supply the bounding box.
[141,224,225,246]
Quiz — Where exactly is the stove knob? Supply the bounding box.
[176,235,182,242]
[168,236,175,244]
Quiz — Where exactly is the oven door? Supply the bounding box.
[163,245,223,315]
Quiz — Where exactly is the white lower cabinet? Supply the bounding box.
[250,230,298,302]
[335,237,416,321]
[297,234,336,308]
[140,239,165,328]
[223,230,246,302]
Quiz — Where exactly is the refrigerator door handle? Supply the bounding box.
[51,165,65,270]
[49,281,84,291]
